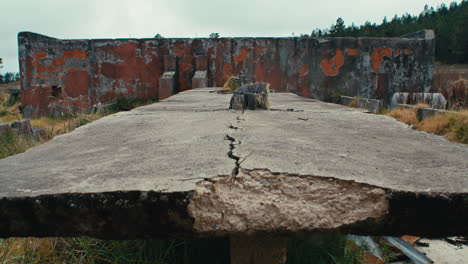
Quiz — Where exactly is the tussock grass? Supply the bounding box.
[223,75,241,92]
[348,96,360,108]
[30,114,101,137]
[0,129,33,159]
[415,110,468,143]
[386,108,418,126]
[0,237,230,264]
[386,106,468,144]
[0,235,370,264]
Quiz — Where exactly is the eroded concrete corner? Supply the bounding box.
[188,169,389,235]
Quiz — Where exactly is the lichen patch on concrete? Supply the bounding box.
[188,169,389,235]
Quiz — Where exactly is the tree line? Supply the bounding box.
[0,58,20,84]
[310,0,468,64]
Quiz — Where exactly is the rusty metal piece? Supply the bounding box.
[384,236,433,264]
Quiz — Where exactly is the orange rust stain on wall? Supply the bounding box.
[234,49,249,63]
[63,49,87,59]
[371,48,392,72]
[21,87,53,115]
[179,63,192,71]
[65,67,79,72]
[404,49,411,55]
[53,58,65,65]
[37,74,50,79]
[173,49,184,56]
[255,45,264,55]
[254,63,265,82]
[37,65,59,73]
[299,65,309,77]
[65,71,89,97]
[111,43,138,60]
[222,63,232,82]
[346,49,359,56]
[34,52,47,59]
[320,49,345,76]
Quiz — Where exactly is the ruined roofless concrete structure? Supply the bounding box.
[0,89,467,241]
[18,31,434,116]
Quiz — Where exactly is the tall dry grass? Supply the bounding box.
[386,105,468,144]
[415,110,468,143]
[386,108,419,126]
[433,64,468,109]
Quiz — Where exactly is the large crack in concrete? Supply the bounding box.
[224,116,245,178]
[224,134,241,178]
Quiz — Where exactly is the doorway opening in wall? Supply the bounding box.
[51,86,62,98]
[376,73,389,100]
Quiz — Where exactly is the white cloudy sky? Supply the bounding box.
[0,0,460,73]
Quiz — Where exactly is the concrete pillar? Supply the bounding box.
[159,54,177,100]
[192,55,208,89]
[196,55,207,71]
[164,55,176,71]
[230,235,288,264]
[159,72,176,100]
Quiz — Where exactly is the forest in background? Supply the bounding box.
[310,0,468,64]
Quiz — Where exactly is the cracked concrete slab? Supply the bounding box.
[0,88,467,238]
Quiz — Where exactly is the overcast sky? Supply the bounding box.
[0,0,460,73]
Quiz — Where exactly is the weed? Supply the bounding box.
[287,234,364,264]
[348,97,360,108]
[0,109,8,117]
[223,75,241,92]
[4,94,20,108]
[0,129,32,159]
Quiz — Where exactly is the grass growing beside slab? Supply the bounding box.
[0,237,231,264]
[385,106,468,144]
[0,235,369,264]
[0,93,158,159]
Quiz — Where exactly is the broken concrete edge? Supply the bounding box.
[1,168,467,239]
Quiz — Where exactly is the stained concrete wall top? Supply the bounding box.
[0,89,467,239]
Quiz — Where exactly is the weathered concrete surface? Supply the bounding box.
[18,31,434,116]
[0,89,467,239]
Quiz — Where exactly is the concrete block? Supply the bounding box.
[10,120,34,137]
[340,96,383,113]
[159,71,176,100]
[0,123,13,137]
[367,99,384,113]
[340,96,354,106]
[192,71,208,89]
[417,107,447,121]
[391,93,447,109]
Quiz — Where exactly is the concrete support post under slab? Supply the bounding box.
[230,235,288,264]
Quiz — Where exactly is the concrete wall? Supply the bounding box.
[18,31,434,116]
